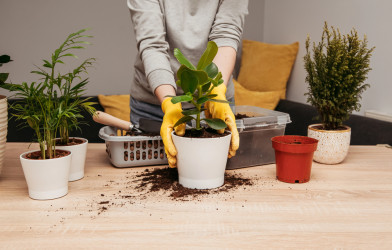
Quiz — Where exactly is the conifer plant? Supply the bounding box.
[304,22,375,130]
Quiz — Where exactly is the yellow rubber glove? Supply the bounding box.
[161,98,186,168]
[204,84,240,158]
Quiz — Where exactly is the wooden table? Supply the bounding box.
[0,143,391,249]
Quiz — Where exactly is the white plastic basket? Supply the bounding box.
[99,126,167,167]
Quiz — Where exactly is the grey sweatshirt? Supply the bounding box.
[127,0,248,106]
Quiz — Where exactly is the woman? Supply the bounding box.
[127,0,248,167]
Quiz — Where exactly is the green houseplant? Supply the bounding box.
[0,29,95,198]
[304,22,375,164]
[170,42,228,132]
[32,29,96,181]
[170,41,232,189]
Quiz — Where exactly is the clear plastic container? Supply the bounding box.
[226,105,291,169]
[99,126,167,167]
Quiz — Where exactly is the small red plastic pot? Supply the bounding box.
[271,135,318,183]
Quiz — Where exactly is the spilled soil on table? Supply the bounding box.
[133,167,253,200]
[92,167,254,216]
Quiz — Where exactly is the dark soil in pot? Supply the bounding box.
[180,127,230,138]
[23,150,71,160]
[55,138,86,146]
[312,124,349,131]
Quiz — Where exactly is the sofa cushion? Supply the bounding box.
[98,94,130,122]
[237,40,299,103]
[233,79,281,110]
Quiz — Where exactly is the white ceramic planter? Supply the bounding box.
[308,124,351,164]
[20,150,72,200]
[172,131,231,189]
[56,137,88,181]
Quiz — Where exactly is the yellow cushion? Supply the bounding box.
[98,94,130,122]
[237,40,299,93]
[233,79,282,110]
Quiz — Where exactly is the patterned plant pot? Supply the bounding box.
[307,124,351,164]
[0,95,7,175]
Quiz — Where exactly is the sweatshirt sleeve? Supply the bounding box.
[127,0,176,93]
[209,0,249,51]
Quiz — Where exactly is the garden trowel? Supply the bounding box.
[93,111,161,134]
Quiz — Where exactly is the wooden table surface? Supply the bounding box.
[0,143,391,249]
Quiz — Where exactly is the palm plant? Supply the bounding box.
[30,29,96,145]
[0,29,96,158]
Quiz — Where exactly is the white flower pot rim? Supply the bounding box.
[20,149,71,161]
[55,137,88,146]
[172,131,231,139]
[308,124,351,133]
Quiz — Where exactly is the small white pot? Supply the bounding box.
[20,150,72,200]
[308,124,351,164]
[56,137,88,181]
[172,131,231,189]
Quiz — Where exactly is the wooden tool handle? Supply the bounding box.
[93,111,131,131]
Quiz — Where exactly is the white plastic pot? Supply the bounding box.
[308,124,351,164]
[172,131,231,189]
[56,137,88,181]
[20,150,72,200]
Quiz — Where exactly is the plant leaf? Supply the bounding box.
[182,108,205,116]
[0,55,11,64]
[208,98,231,104]
[205,62,218,78]
[0,73,9,83]
[201,82,211,93]
[171,95,193,104]
[173,115,194,128]
[174,48,196,70]
[197,41,218,70]
[203,118,227,130]
[180,70,198,94]
[196,96,209,105]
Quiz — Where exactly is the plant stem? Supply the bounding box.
[195,85,203,130]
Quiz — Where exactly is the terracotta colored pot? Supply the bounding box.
[271,135,318,183]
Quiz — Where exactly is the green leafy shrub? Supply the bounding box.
[304,22,375,130]
[0,55,12,84]
[170,41,228,131]
[0,29,96,158]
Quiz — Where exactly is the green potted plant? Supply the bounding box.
[0,29,95,199]
[304,22,375,164]
[169,41,232,189]
[0,54,12,175]
[39,29,96,181]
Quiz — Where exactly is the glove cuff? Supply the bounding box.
[161,97,182,113]
[211,84,227,99]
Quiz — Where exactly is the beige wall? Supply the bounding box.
[263,0,392,116]
[0,0,263,97]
